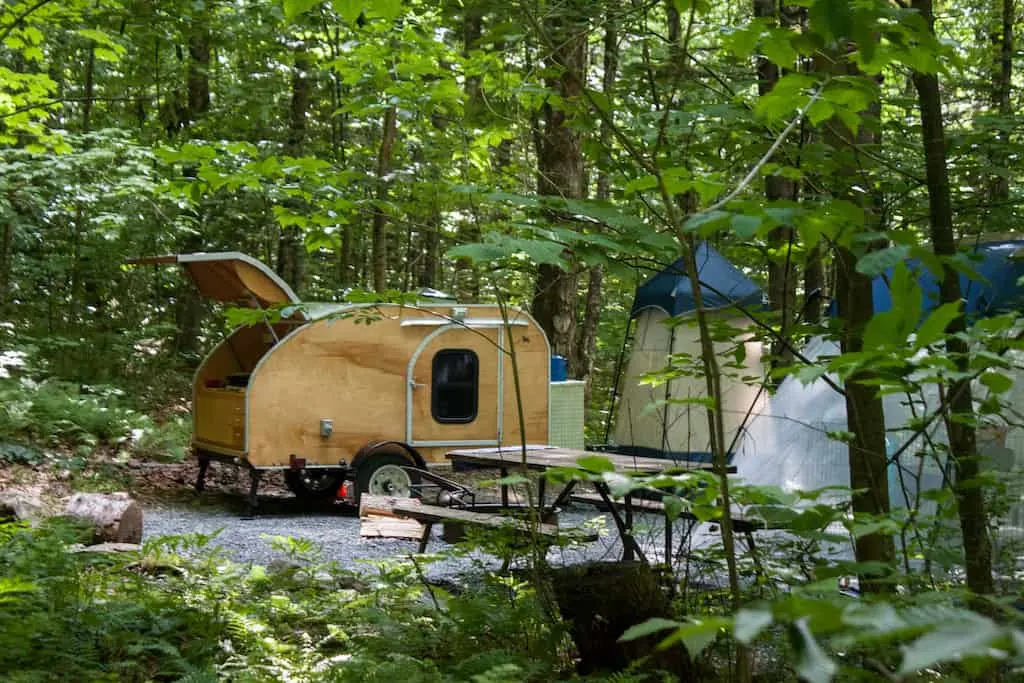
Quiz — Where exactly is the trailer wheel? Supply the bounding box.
[284,469,345,502]
[355,450,419,499]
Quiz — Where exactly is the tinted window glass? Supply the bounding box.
[432,349,478,423]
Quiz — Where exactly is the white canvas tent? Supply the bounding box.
[608,243,767,462]
[609,241,1024,542]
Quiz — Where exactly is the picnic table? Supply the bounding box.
[445,446,734,563]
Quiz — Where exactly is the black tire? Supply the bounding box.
[284,468,346,502]
[354,450,419,501]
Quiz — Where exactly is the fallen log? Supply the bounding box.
[64,492,143,544]
[0,491,44,522]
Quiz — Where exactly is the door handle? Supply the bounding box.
[409,380,425,390]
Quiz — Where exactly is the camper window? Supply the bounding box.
[432,349,478,423]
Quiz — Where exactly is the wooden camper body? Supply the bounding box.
[168,253,551,472]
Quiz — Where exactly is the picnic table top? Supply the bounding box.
[445,446,734,474]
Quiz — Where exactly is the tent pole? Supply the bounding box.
[602,315,635,445]
[661,323,676,457]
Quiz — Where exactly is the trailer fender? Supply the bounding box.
[351,440,426,473]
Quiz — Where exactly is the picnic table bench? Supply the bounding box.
[570,492,792,573]
[446,446,731,564]
[391,502,599,553]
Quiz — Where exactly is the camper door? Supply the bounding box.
[406,325,502,448]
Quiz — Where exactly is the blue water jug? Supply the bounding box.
[550,355,568,382]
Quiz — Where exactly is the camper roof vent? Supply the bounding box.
[417,288,457,304]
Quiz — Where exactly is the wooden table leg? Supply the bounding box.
[417,521,434,553]
[537,473,547,509]
[547,480,577,515]
[500,467,509,508]
[623,492,634,561]
[664,512,673,570]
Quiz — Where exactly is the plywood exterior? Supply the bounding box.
[198,304,550,468]
[181,256,298,307]
[612,310,765,457]
[192,322,291,452]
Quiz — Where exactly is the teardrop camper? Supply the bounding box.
[134,253,554,512]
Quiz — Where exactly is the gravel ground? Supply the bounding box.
[140,495,722,580]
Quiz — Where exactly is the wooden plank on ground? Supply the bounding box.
[360,494,423,540]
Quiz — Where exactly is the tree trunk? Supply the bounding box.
[65,492,143,544]
[82,41,95,131]
[0,220,12,313]
[912,0,994,598]
[340,223,355,287]
[549,562,693,679]
[754,0,798,368]
[576,13,617,404]
[532,2,587,376]
[419,195,440,289]
[372,106,397,293]
[835,244,896,588]
[453,5,484,301]
[277,48,311,293]
[816,47,896,593]
[186,26,211,119]
[803,241,824,324]
[173,9,212,359]
[987,0,1014,206]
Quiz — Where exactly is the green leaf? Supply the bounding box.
[282,0,320,20]
[663,494,685,522]
[331,0,363,23]
[914,302,961,347]
[576,455,615,474]
[980,371,1013,395]
[899,617,1001,675]
[855,245,909,277]
[618,617,682,643]
[730,214,762,239]
[762,30,799,68]
[863,310,901,349]
[660,617,732,655]
[809,0,855,42]
[735,608,773,643]
[367,0,403,20]
[602,472,639,498]
[790,618,837,683]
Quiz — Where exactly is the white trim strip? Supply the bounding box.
[411,439,502,448]
[400,318,528,328]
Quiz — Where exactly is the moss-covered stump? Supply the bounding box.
[549,561,693,679]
